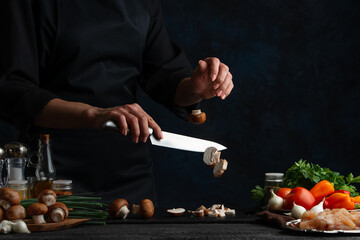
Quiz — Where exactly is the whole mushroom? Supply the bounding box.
[109,199,130,219]
[5,205,26,221]
[0,187,21,210]
[27,203,48,224]
[38,189,57,207]
[48,202,69,223]
[188,110,206,124]
[0,207,4,222]
[132,199,154,219]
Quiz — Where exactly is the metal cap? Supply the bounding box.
[3,142,29,158]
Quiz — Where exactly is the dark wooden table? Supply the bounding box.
[2,210,360,239]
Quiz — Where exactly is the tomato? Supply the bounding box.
[284,187,316,210]
[276,188,292,199]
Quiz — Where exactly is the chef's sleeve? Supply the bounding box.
[0,1,57,132]
[139,0,200,121]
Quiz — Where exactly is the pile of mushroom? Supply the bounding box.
[0,187,30,234]
[26,189,69,224]
[203,147,228,178]
[191,204,236,218]
[109,198,155,220]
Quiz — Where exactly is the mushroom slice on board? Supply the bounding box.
[6,205,26,221]
[48,202,69,223]
[0,187,21,210]
[213,159,228,178]
[203,147,221,167]
[38,189,57,207]
[27,203,48,224]
[167,208,186,217]
[109,199,130,219]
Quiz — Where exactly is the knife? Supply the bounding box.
[103,121,226,152]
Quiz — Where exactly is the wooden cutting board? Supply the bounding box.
[24,218,91,232]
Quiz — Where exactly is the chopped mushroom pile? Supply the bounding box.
[191,204,236,218]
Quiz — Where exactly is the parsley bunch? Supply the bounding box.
[283,159,360,196]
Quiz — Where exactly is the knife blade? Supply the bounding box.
[103,121,226,152]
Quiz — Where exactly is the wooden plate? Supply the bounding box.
[24,218,91,232]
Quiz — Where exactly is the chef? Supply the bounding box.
[0,0,233,203]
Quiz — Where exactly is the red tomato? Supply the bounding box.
[276,188,292,199]
[284,187,316,210]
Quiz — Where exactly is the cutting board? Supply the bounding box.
[24,218,90,232]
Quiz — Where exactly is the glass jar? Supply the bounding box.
[26,176,37,199]
[52,180,73,196]
[264,173,284,204]
[8,180,28,200]
[3,142,28,185]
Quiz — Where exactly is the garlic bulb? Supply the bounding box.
[0,220,14,234]
[12,220,30,234]
[291,202,306,219]
[310,198,324,214]
[268,189,284,210]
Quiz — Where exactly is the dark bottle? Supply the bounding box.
[32,134,56,197]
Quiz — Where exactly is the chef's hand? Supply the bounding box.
[88,103,163,143]
[190,57,234,100]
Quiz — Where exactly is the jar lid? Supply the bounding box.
[53,180,72,185]
[3,142,28,158]
[8,180,28,185]
[265,172,284,180]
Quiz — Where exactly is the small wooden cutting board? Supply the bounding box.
[24,218,91,232]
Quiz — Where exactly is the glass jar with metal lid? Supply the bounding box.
[8,180,29,200]
[0,147,5,187]
[264,173,284,204]
[52,180,73,196]
[3,142,29,185]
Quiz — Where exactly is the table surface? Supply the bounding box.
[2,210,360,239]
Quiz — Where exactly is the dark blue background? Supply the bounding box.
[1,0,359,208]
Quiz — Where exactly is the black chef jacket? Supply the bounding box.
[0,0,196,203]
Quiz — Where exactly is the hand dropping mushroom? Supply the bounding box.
[203,147,228,178]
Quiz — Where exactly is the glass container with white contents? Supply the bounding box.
[3,142,29,186]
[0,147,5,187]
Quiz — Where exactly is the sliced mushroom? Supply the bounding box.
[27,203,48,224]
[188,109,206,124]
[5,205,26,221]
[48,202,69,223]
[207,210,218,218]
[213,159,228,178]
[225,208,236,216]
[0,187,21,210]
[167,208,185,217]
[109,199,130,219]
[191,209,205,217]
[38,189,57,207]
[132,199,154,219]
[203,147,221,168]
